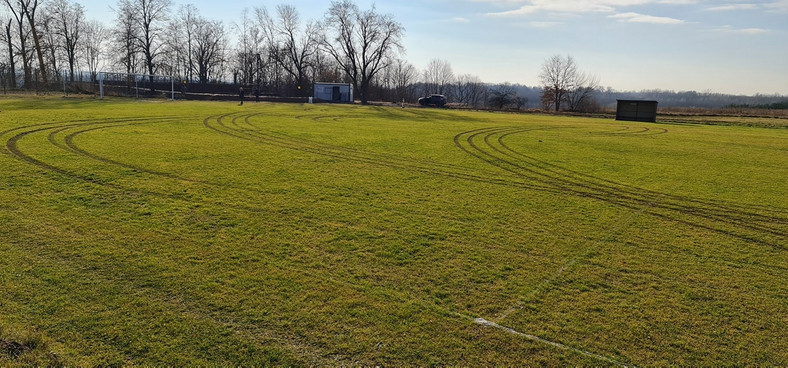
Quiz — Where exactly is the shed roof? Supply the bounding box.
[616,99,658,104]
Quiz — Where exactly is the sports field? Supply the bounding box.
[1,97,786,365]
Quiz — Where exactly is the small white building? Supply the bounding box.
[314,82,353,103]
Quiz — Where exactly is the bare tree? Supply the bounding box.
[116,0,171,90]
[488,83,516,110]
[3,1,31,85]
[312,48,342,83]
[45,0,83,81]
[163,4,224,84]
[540,87,556,110]
[538,54,577,112]
[82,19,105,81]
[258,4,318,96]
[565,71,600,112]
[232,8,266,86]
[166,4,198,81]
[321,0,403,104]
[39,7,58,82]
[178,4,197,80]
[539,54,600,112]
[192,18,225,83]
[455,73,487,108]
[423,58,453,97]
[391,57,416,102]
[112,0,140,76]
[2,17,16,87]
[513,94,528,110]
[4,0,47,83]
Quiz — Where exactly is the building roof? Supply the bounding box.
[616,99,658,103]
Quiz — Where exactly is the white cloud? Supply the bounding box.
[528,21,563,27]
[486,1,615,16]
[764,0,788,13]
[609,12,685,24]
[709,25,770,34]
[482,0,695,16]
[656,0,698,4]
[706,3,759,11]
[737,28,769,34]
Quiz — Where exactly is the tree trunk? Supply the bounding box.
[26,15,47,84]
[147,55,155,92]
[4,20,16,88]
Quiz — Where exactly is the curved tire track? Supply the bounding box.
[455,126,787,248]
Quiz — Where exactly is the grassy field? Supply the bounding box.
[1,96,786,366]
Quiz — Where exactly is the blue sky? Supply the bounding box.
[80,0,788,95]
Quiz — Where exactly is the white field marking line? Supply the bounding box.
[495,209,641,322]
[493,246,587,322]
[471,210,643,366]
[473,317,633,367]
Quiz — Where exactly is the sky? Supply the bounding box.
[78,0,788,95]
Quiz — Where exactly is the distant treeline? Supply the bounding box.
[728,101,788,110]
[499,85,787,110]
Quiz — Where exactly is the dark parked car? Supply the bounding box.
[418,94,447,107]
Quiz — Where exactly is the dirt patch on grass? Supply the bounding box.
[0,339,30,359]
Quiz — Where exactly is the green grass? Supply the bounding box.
[1,96,786,366]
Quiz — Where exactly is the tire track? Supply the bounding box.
[455,126,787,248]
[593,126,669,135]
[2,116,285,216]
[7,111,780,366]
[203,112,560,194]
[492,126,784,223]
[4,114,633,365]
[496,126,787,224]
[201,112,787,271]
[57,119,219,185]
[498,127,779,213]
[497,127,782,216]
[202,113,787,247]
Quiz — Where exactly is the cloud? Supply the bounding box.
[444,17,471,23]
[609,12,685,24]
[486,1,615,16]
[736,28,769,34]
[706,3,759,11]
[528,21,563,27]
[656,0,698,4]
[482,0,695,16]
[709,25,770,34]
[764,0,788,13]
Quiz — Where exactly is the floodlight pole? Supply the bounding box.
[171,78,175,101]
[99,73,104,99]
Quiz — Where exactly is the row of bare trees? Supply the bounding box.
[1,0,602,110]
[416,56,600,111]
[236,0,405,104]
[1,0,106,88]
[418,59,526,109]
[0,0,406,103]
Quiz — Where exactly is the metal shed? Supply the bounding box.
[313,82,353,103]
[616,100,658,122]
